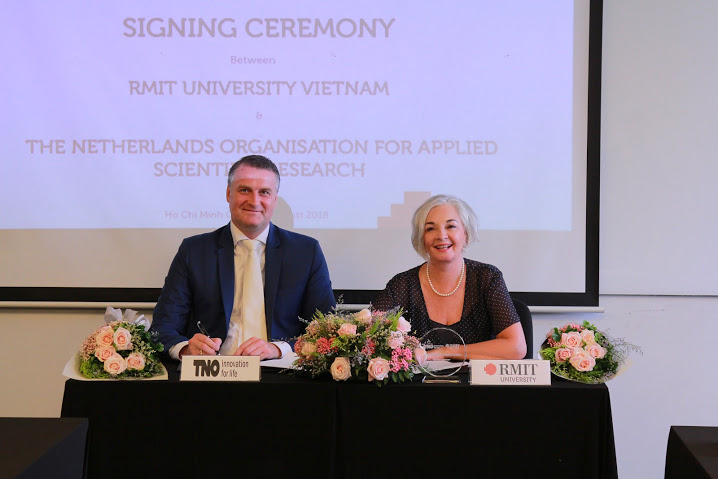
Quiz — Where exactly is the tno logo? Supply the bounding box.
[194,359,220,377]
[483,363,497,375]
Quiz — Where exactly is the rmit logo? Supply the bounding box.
[194,359,220,377]
[484,363,539,376]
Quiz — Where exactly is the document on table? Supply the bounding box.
[425,360,469,371]
[262,352,299,369]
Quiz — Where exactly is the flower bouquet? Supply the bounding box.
[64,307,166,380]
[293,307,422,386]
[539,321,640,384]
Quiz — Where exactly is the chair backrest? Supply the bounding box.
[512,298,533,359]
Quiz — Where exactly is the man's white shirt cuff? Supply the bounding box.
[273,341,292,358]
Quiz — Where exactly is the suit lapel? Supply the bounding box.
[217,224,235,325]
[264,223,281,339]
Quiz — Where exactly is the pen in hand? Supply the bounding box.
[196,321,218,355]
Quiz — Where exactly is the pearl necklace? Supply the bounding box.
[426,260,465,297]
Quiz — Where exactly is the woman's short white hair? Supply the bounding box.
[410,194,479,258]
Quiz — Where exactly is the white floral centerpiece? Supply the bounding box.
[64,307,165,380]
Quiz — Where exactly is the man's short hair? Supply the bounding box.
[227,155,281,191]
[410,194,479,258]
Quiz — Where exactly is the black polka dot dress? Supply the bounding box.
[373,259,519,343]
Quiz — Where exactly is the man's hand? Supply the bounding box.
[233,337,281,360]
[179,333,221,358]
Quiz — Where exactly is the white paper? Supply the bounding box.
[423,359,468,371]
[261,351,299,369]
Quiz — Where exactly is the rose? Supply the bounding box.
[571,348,589,359]
[103,354,127,375]
[96,326,115,347]
[561,331,582,349]
[300,342,317,357]
[580,329,596,345]
[355,308,372,322]
[388,331,405,349]
[94,345,116,362]
[367,357,390,381]
[555,347,573,363]
[397,316,411,334]
[330,357,352,381]
[414,347,428,366]
[570,352,596,372]
[586,343,607,359]
[113,327,133,350]
[337,323,357,336]
[126,353,146,370]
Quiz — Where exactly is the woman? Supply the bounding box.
[373,194,526,360]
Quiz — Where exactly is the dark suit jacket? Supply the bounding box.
[151,222,335,355]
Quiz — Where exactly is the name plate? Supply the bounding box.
[180,356,261,382]
[469,360,550,386]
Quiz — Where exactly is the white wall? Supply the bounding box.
[0,309,99,416]
[534,295,718,479]
[2,2,718,478]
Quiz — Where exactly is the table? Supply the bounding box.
[665,426,718,478]
[62,370,337,478]
[0,417,88,479]
[61,365,617,479]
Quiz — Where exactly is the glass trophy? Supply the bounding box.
[416,327,467,383]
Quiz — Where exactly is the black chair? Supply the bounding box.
[512,298,533,359]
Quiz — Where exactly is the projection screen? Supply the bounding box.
[0,1,601,306]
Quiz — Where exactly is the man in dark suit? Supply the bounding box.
[151,155,335,360]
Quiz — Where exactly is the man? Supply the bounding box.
[151,155,335,360]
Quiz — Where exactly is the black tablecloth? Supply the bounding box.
[665,426,718,479]
[0,417,88,479]
[61,365,617,479]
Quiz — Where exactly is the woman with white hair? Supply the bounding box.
[373,194,526,360]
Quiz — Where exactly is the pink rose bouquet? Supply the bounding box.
[539,321,640,384]
[293,307,421,386]
[77,307,164,379]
